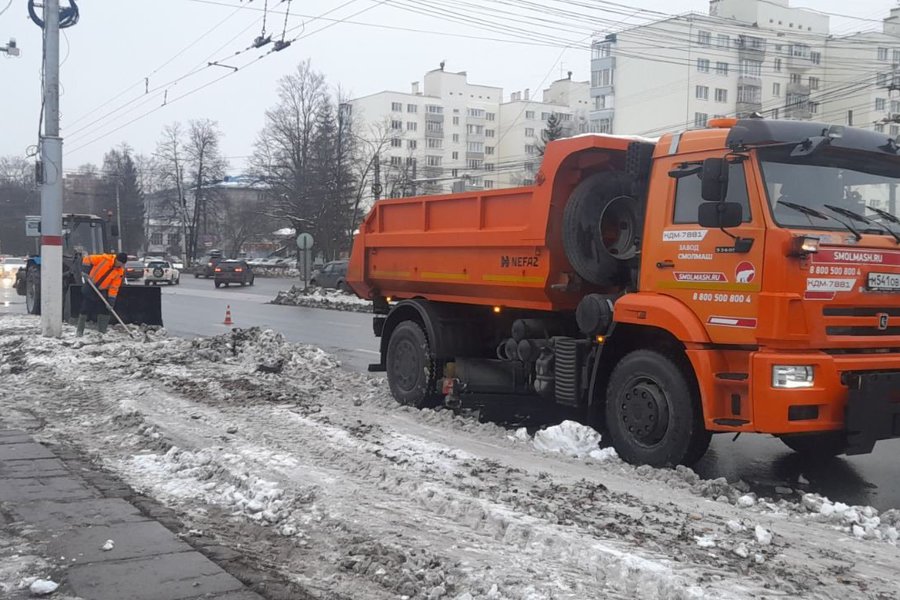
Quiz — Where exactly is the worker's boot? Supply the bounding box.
[97,314,111,334]
[75,314,87,337]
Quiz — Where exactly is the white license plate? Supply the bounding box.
[868,272,900,291]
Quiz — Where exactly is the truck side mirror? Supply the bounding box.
[701,158,729,202]
[698,201,742,229]
[110,224,120,237]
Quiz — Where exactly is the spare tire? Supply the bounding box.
[152,267,164,278]
[562,172,641,286]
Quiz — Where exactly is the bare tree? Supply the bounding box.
[154,123,190,266]
[0,156,33,187]
[186,119,228,259]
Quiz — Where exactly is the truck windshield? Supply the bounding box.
[65,220,104,253]
[758,146,900,234]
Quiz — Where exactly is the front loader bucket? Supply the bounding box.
[116,286,163,326]
[70,284,163,326]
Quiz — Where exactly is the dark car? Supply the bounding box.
[309,259,349,292]
[195,250,224,278]
[214,260,254,288]
[123,260,145,284]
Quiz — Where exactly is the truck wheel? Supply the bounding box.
[605,350,710,467]
[25,266,41,315]
[780,432,847,459]
[215,281,222,288]
[386,321,439,409]
[563,172,639,286]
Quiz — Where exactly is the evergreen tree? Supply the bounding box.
[538,112,565,156]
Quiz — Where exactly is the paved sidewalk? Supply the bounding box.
[0,428,264,600]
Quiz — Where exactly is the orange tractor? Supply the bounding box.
[348,118,900,466]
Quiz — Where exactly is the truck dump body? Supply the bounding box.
[348,135,638,310]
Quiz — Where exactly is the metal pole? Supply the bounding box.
[115,181,123,252]
[40,0,63,338]
[302,237,308,291]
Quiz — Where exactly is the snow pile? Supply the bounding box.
[799,493,900,542]
[272,284,371,313]
[28,579,59,596]
[527,420,619,462]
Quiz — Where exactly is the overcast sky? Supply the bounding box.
[0,0,895,175]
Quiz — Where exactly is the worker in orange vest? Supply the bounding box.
[76,252,128,336]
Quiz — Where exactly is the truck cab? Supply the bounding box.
[348,118,900,467]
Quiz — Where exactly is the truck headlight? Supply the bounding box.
[772,365,814,388]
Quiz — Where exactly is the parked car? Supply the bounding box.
[0,256,26,281]
[144,260,180,286]
[123,260,146,284]
[309,259,349,292]
[167,256,184,270]
[214,260,254,287]
[196,251,224,278]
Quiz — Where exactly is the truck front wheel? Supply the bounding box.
[386,321,439,408]
[605,350,710,467]
[25,266,41,315]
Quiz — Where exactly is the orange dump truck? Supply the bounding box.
[348,118,900,466]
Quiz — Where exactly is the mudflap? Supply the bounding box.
[845,372,900,455]
[71,284,163,326]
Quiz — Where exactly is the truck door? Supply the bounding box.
[646,159,766,344]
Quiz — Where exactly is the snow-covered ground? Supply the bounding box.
[271,285,371,313]
[2,314,899,599]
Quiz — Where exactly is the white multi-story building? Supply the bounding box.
[590,0,836,136]
[350,68,589,194]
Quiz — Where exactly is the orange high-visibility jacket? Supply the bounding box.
[82,254,125,299]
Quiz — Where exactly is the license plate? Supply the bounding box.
[868,272,900,291]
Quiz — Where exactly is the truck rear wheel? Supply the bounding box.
[25,266,41,315]
[386,321,439,409]
[605,350,710,467]
[780,432,847,459]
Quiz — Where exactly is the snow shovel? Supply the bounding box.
[84,276,138,340]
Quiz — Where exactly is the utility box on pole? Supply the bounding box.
[39,0,64,338]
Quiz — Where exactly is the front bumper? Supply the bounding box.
[844,371,900,455]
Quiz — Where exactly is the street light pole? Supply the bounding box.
[115,180,123,252]
[39,0,63,338]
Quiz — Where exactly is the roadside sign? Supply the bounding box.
[25,216,41,237]
[296,232,314,249]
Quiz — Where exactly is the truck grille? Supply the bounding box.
[824,306,900,337]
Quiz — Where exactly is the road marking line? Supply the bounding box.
[325,321,357,328]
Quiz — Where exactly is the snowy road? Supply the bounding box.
[2,315,899,599]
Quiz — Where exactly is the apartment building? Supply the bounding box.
[590,0,832,136]
[349,68,589,194]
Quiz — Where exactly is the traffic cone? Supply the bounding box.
[223,305,233,326]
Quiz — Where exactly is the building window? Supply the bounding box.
[892,100,900,113]
[485,163,495,171]
[150,232,163,246]
[774,58,782,72]
[467,142,484,153]
[879,47,889,61]
[391,120,402,130]
[773,82,781,97]
[696,85,709,100]
[892,125,899,137]
[484,180,494,189]
[390,156,402,167]
[740,59,762,77]
[426,155,442,167]
[877,72,889,87]
[715,61,729,76]
[452,151,459,160]
[525,127,535,137]
[597,118,612,133]
[811,51,821,65]
[525,110,535,119]
[877,98,887,111]
[715,88,728,103]
[592,41,612,59]
[541,112,552,120]
[591,68,612,87]
[485,146,495,155]
[485,129,495,137]
[809,76,820,90]
[407,104,417,113]
[697,58,710,73]
[523,178,534,186]
[406,157,416,167]
[525,144,537,155]
[391,102,402,112]
[426,121,443,133]
[694,113,708,128]
[391,137,402,147]
[786,93,806,107]
[427,138,442,149]
[467,159,483,169]
[467,108,485,118]
[790,73,801,84]
[876,123,885,133]
[809,101,819,114]
[407,121,418,131]
[451,169,458,178]
[486,112,496,121]
[716,34,729,48]
[452,134,460,143]
[467,124,484,135]
[408,140,417,149]
[426,105,443,114]
[452,116,460,125]
[697,30,711,46]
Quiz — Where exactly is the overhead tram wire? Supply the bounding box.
[65,0,388,155]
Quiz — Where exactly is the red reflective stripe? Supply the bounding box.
[42,235,63,245]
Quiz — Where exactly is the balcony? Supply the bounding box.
[738,74,762,87]
[736,35,766,56]
[784,103,812,120]
[786,54,814,71]
[787,81,811,96]
[424,127,444,138]
[425,112,444,123]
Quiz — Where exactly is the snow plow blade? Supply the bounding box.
[70,285,163,326]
